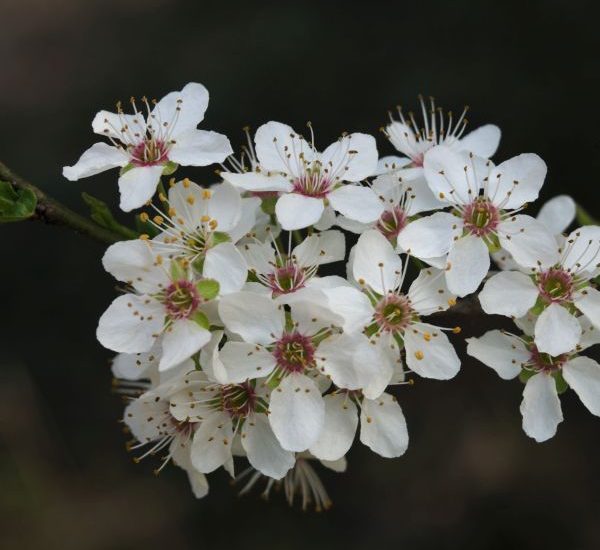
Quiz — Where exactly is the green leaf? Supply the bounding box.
[196,279,220,301]
[161,161,179,176]
[82,192,137,239]
[576,204,599,226]
[0,181,37,222]
[554,370,569,395]
[519,368,536,384]
[212,231,231,246]
[260,195,277,215]
[191,311,210,330]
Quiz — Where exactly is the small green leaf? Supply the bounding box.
[191,311,210,330]
[576,204,599,226]
[554,370,569,395]
[260,195,277,215]
[519,368,536,384]
[212,231,231,246]
[485,234,501,253]
[196,279,220,300]
[0,181,37,222]
[162,161,179,176]
[82,192,137,239]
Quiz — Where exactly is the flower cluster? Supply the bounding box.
[64,84,600,508]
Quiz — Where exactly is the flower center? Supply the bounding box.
[130,139,169,167]
[220,382,258,419]
[376,206,408,241]
[267,265,306,296]
[374,293,413,334]
[273,332,316,373]
[537,268,574,304]
[292,167,332,198]
[529,345,568,373]
[164,280,200,319]
[462,199,500,237]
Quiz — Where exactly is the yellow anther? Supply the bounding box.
[186,195,195,205]
[209,219,218,230]
[168,207,177,217]
[452,326,462,334]
[202,189,212,199]
[183,178,191,188]
[156,255,163,265]
[447,297,457,306]
[423,332,432,342]
[159,193,167,202]
[439,192,445,199]
[201,215,211,223]
[139,212,149,222]
[414,350,424,360]
[358,278,366,286]
[139,234,149,240]
[169,177,176,188]
[153,215,164,225]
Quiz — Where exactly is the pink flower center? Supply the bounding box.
[221,382,258,418]
[130,139,169,167]
[529,345,568,373]
[462,199,500,237]
[376,206,408,241]
[164,280,200,320]
[273,332,315,373]
[267,265,307,296]
[537,268,574,304]
[292,172,333,198]
[374,293,413,334]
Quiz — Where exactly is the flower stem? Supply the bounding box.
[0,160,124,244]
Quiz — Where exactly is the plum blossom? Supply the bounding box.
[221,121,382,230]
[397,145,559,296]
[479,225,600,356]
[467,318,600,442]
[63,83,232,211]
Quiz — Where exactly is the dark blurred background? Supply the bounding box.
[1,0,600,548]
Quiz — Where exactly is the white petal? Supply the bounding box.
[221,171,293,192]
[118,165,164,212]
[520,373,563,442]
[309,394,358,461]
[199,330,228,384]
[205,181,243,232]
[359,393,409,458]
[203,242,247,295]
[102,239,170,294]
[466,330,529,380]
[287,290,344,333]
[97,294,163,354]
[275,193,324,230]
[562,356,600,416]
[218,291,284,345]
[408,267,456,315]
[458,124,501,158]
[328,185,384,223]
[498,215,559,269]
[574,287,600,331]
[124,392,168,442]
[292,230,345,267]
[318,333,390,391]
[423,145,481,204]
[169,129,232,166]
[561,226,600,274]
[254,121,315,176]
[479,270,538,317]
[160,319,211,371]
[487,153,547,210]
[404,322,461,379]
[537,195,575,235]
[319,133,378,182]
[397,212,459,259]
[228,196,262,243]
[62,142,127,180]
[239,241,275,276]
[534,303,581,356]
[386,121,418,158]
[269,373,325,452]
[375,155,412,174]
[218,341,276,382]
[191,412,234,473]
[321,286,373,333]
[445,235,490,297]
[92,110,145,145]
[578,315,600,350]
[352,229,403,294]
[241,414,295,479]
[151,82,209,136]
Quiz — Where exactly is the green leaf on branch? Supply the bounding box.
[196,279,220,301]
[576,204,599,226]
[81,192,138,239]
[0,180,37,222]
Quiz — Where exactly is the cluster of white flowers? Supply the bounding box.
[63,83,600,509]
